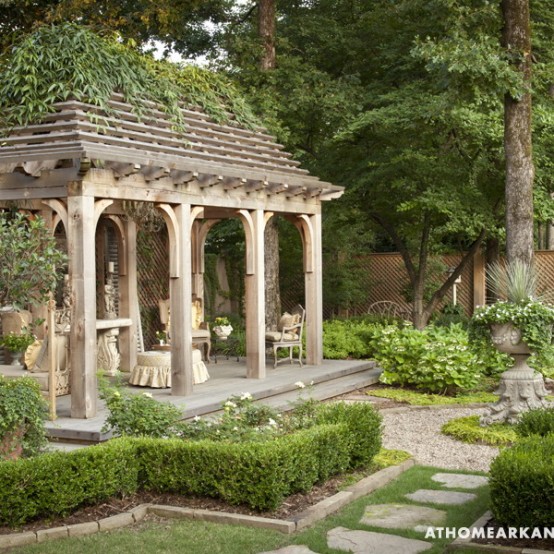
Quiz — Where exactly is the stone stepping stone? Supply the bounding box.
[260,547,317,554]
[406,489,476,505]
[327,526,432,553]
[360,503,446,532]
[431,473,488,489]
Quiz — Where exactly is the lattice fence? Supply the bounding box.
[136,229,169,348]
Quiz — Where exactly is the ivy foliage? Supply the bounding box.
[0,376,48,459]
[0,22,259,130]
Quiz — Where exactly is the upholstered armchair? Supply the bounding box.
[265,304,305,368]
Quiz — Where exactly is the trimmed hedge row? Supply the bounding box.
[0,402,382,526]
[489,435,554,527]
[0,439,139,526]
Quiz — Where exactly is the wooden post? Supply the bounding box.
[118,218,138,371]
[47,295,57,421]
[473,250,486,309]
[241,209,266,378]
[305,213,323,365]
[169,204,193,395]
[67,191,97,418]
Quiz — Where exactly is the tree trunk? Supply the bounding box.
[264,217,281,328]
[258,0,281,328]
[258,0,276,70]
[503,0,534,265]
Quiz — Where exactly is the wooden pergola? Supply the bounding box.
[0,95,343,418]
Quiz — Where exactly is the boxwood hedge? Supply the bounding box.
[0,402,381,526]
[489,435,554,527]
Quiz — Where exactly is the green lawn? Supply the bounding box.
[13,466,490,554]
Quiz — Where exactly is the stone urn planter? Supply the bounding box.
[213,325,233,341]
[481,323,549,425]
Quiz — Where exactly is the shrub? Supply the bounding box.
[322,318,394,360]
[516,407,554,438]
[0,376,47,459]
[371,324,483,394]
[0,402,382,523]
[100,379,185,438]
[136,423,350,510]
[316,401,382,467]
[0,438,139,526]
[489,435,554,527]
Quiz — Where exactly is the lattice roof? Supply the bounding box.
[0,94,343,201]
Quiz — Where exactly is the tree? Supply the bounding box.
[503,0,534,265]
[223,0,554,327]
[0,212,66,309]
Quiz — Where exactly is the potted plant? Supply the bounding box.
[213,316,233,340]
[0,331,36,366]
[470,260,554,424]
[155,330,167,345]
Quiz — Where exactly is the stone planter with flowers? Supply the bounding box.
[470,261,554,424]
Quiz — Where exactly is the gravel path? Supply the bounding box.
[381,406,499,472]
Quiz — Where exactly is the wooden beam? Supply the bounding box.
[142,166,170,182]
[196,174,221,188]
[222,177,246,191]
[170,169,195,186]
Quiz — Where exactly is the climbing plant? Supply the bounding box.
[0,22,259,130]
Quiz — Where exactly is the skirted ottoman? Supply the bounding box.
[129,349,209,388]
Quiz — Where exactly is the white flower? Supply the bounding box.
[240,392,252,401]
[268,418,277,426]
[224,400,237,409]
[232,426,239,431]
[295,381,305,389]
[142,392,153,398]
[193,415,201,422]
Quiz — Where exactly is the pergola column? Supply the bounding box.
[297,213,323,365]
[240,209,266,378]
[158,203,194,395]
[67,191,97,418]
[117,218,138,371]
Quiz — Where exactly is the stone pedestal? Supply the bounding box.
[481,323,549,425]
[96,318,132,377]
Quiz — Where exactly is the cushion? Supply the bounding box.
[265,331,299,342]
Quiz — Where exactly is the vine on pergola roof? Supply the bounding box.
[0,23,259,131]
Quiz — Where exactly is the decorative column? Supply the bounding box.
[67,186,97,418]
[239,209,266,378]
[158,203,194,395]
[299,213,323,365]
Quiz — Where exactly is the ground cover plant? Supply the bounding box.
[441,415,517,446]
[367,387,498,406]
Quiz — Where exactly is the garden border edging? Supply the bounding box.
[0,459,414,549]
